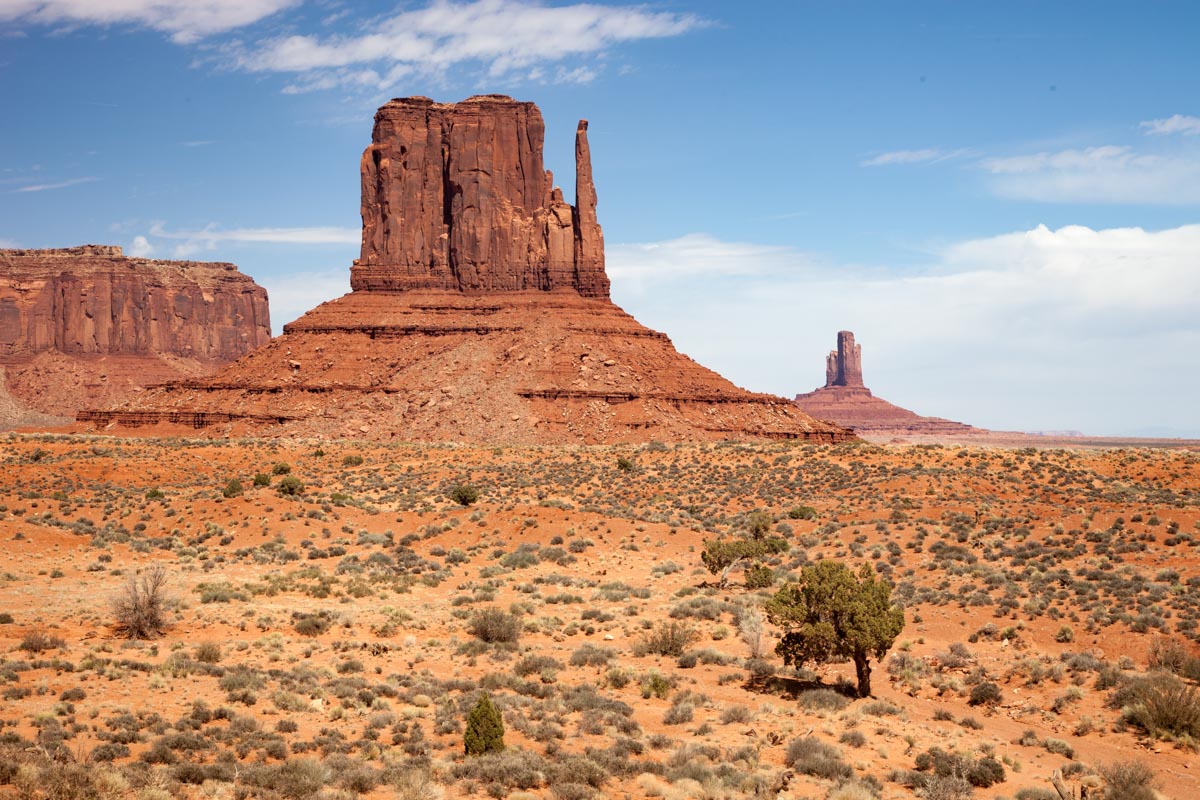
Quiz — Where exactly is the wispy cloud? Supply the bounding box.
[259,270,351,331]
[1141,114,1200,136]
[13,175,98,193]
[181,140,217,147]
[144,222,359,258]
[979,145,1200,204]
[0,238,18,248]
[233,0,705,92]
[0,0,298,43]
[860,148,970,167]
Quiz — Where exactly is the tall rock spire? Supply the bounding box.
[824,330,863,388]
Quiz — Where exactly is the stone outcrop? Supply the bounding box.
[0,245,270,425]
[795,331,983,440]
[80,96,852,445]
[353,95,609,298]
[825,330,863,388]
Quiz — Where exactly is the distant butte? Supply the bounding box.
[80,96,853,444]
[793,331,983,439]
[0,245,270,428]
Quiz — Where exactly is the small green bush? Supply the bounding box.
[222,479,243,499]
[968,681,1002,707]
[464,693,505,755]
[272,462,291,475]
[633,621,698,657]
[468,608,522,644]
[253,473,270,487]
[785,736,852,781]
[449,484,480,506]
[276,476,304,496]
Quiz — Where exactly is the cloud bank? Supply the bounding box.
[609,223,1200,436]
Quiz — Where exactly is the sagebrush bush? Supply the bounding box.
[1099,760,1157,800]
[112,565,170,639]
[785,737,852,781]
[632,621,698,657]
[468,608,522,644]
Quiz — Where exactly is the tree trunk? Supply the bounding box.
[854,653,871,698]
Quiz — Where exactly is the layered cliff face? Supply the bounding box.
[796,331,981,440]
[353,95,609,298]
[80,97,850,445]
[0,245,270,425]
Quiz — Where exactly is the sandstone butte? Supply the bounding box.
[792,330,982,440]
[0,245,270,427]
[79,95,852,445]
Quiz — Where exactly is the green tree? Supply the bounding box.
[765,561,904,698]
[701,536,788,588]
[464,692,505,755]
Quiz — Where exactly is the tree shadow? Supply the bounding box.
[743,672,859,700]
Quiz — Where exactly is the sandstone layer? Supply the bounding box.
[794,331,982,439]
[80,96,850,445]
[0,245,270,425]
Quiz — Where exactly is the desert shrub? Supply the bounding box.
[0,613,12,624]
[222,478,244,498]
[112,565,170,639]
[968,681,1002,707]
[839,730,867,748]
[785,736,852,781]
[468,608,522,644]
[1014,790,1059,800]
[915,747,1005,788]
[1055,625,1075,643]
[19,629,65,653]
[253,473,270,486]
[452,748,547,793]
[1113,671,1200,743]
[464,693,505,756]
[616,456,634,472]
[570,643,615,667]
[276,476,304,496]
[193,642,221,663]
[788,505,818,520]
[514,655,563,677]
[449,484,480,506]
[796,688,852,712]
[917,775,973,800]
[292,612,332,637]
[1099,760,1157,800]
[272,462,292,475]
[719,705,753,724]
[744,564,775,589]
[342,454,364,466]
[633,621,698,657]
[241,758,327,800]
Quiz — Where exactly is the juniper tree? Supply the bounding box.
[464,692,504,755]
[765,561,904,697]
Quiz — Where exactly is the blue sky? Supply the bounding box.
[2,1,1198,437]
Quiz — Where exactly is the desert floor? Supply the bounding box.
[0,433,1197,799]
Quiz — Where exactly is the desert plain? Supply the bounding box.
[0,432,1196,800]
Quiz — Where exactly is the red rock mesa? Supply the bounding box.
[80,96,852,444]
[0,245,269,427]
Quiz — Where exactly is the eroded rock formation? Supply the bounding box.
[80,96,851,445]
[796,331,982,440]
[0,245,269,425]
[353,95,609,298]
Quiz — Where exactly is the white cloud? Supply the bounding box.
[181,140,217,147]
[13,175,98,193]
[0,238,17,248]
[860,148,969,167]
[127,235,154,257]
[609,224,1200,436]
[979,145,1200,204]
[235,0,704,91]
[0,0,297,43]
[146,222,359,256]
[1141,114,1200,136]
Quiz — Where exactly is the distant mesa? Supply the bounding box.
[0,245,270,429]
[79,95,853,444]
[794,331,982,439]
